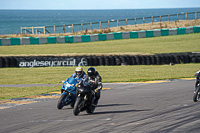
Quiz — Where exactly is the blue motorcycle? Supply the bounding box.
[57,77,79,109]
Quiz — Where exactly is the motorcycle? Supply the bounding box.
[57,77,79,109]
[73,82,96,116]
[193,70,200,102]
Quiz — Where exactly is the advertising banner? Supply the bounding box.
[18,57,88,68]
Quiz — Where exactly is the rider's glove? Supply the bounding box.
[98,82,102,90]
[94,88,99,93]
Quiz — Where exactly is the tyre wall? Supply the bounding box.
[0,26,200,46]
[0,52,200,68]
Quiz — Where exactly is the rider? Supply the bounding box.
[71,67,86,81]
[195,70,200,88]
[83,67,102,105]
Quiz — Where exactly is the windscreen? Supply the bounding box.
[68,77,78,85]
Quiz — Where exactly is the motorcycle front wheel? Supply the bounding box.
[193,86,200,102]
[73,97,81,116]
[86,105,95,114]
[57,94,67,109]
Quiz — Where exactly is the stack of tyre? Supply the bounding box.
[0,57,18,68]
[0,52,200,68]
[86,52,200,66]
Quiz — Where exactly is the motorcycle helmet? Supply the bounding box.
[87,67,96,77]
[75,67,83,77]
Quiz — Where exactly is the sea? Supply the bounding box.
[0,8,200,35]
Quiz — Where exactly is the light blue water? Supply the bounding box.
[0,8,200,35]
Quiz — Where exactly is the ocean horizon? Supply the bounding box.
[0,8,200,35]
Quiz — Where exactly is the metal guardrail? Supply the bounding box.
[21,11,200,35]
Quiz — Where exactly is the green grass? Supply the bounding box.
[0,64,199,85]
[0,33,200,55]
[0,86,60,100]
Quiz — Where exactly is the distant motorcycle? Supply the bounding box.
[73,82,96,116]
[193,70,200,102]
[57,77,79,109]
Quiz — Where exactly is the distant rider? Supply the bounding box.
[71,67,86,81]
[195,70,200,89]
[83,67,102,105]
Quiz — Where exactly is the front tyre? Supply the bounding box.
[193,86,200,102]
[73,97,81,116]
[57,94,67,109]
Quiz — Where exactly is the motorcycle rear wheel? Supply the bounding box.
[70,103,75,108]
[57,94,67,109]
[73,97,81,116]
[193,86,200,102]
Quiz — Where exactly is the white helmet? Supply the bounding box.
[75,67,83,77]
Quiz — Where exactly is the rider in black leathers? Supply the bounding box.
[83,67,102,105]
[195,71,200,89]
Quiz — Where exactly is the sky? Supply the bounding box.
[0,0,200,10]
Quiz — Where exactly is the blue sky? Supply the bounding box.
[1,0,200,9]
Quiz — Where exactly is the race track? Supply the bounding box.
[1,79,200,133]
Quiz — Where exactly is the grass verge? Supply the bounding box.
[0,64,199,84]
[0,86,60,100]
[0,33,200,56]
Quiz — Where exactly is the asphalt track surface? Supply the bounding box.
[1,79,200,133]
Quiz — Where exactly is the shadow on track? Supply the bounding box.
[97,103,131,107]
[89,103,152,115]
[57,104,131,110]
[93,109,152,115]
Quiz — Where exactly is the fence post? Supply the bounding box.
[168,15,170,23]
[135,18,137,26]
[126,19,128,27]
[25,27,27,34]
[44,26,46,34]
[143,17,145,25]
[108,21,110,29]
[177,13,179,21]
[185,13,187,20]
[117,20,119,27]
[21,27,22,34]
[195,12,197,24]
[72,24,74,33]
[81,24,83,32]
[32,27,34,34]
[195,12,197,20]
[90,22,92,31]
[151,16,153,24]
[160,15,162,23]
[99,22,101,30]
[63,25,65,33]
[160,16,162,28]
[54,26,56,33]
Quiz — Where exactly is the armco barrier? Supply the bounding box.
[1,26,200,46]
[0,52,200,68]
[30,37,39,44]
[65,36,73,43]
